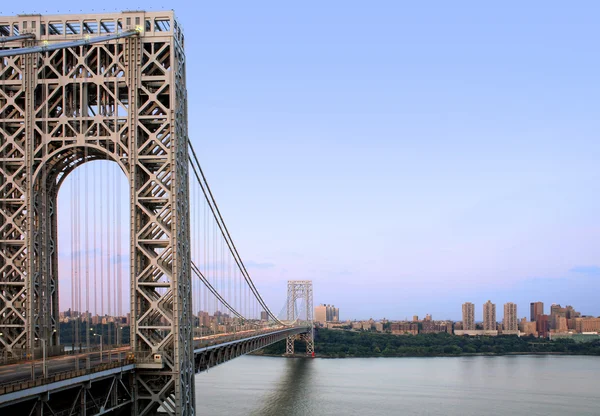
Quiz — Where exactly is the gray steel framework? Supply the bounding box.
[285,280,314,355]
[0,12,194,415]
[194,326,307,372]
[0,364,135,415]
[0,326,312,414]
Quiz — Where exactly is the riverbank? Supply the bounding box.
[256,328,600,358]
[252,350,593,359]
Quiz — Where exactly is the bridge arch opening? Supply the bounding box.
[56,158,130,354]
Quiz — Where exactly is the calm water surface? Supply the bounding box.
[194,355,600,415]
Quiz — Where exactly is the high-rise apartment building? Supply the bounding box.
[331,305,340,322]
[503,302,518,333]
[462,302,475,330]
[314,305,327,324]
[530,302,543,322]
[483,300,496,331]
[314,304,339,324]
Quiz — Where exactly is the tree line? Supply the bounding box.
[258,328,600,358]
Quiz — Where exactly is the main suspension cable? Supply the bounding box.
[187,142,285,325]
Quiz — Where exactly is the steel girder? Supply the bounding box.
[0,368,134,415]
[193,327,307,372]
[0,12,194,415]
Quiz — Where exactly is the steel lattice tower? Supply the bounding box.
[0,12,195,415]
[285,280,314,355]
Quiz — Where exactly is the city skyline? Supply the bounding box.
[29,0,599,319]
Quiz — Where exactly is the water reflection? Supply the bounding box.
[253,358,313,416]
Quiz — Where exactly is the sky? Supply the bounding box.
[39,1,600,321]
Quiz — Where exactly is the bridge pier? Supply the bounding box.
[285,331,314,356]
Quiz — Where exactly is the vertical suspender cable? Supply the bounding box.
[85,145,90,353]
[70,171,76,349]
[106,165,112,348]
[113,163,118,342]
[75,168,81,350]
[204,191,208,331]
[117,165,122,330]
[100,160,105,345]
[93,162,97,326]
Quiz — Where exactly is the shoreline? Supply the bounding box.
[251,351,599,359]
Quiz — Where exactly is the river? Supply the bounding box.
[194,355,600,415]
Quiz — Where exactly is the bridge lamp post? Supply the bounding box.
[93,334,103,363]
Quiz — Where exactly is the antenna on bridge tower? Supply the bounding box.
[285,280,314,356]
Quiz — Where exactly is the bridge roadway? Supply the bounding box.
[0,325,309,414]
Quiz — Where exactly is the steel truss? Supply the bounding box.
[0,368,134,415]
[194,327,307,372]
[0,12,194,415]
[285,280,314,355]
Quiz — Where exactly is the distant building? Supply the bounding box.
[565,305,580,320]
[575,317,600,333]
[260,311,269,321]
[198,311,210,327]
[462,302,475,331]
[390,323,418,335]
[503,302,518,334]
[550,304,567,321]
[331,305,340,322]
[314,305,327,324]
[552,316,568,333]
[530,302,544,322]
[314,304,339,324]
[421,320,452,334]
[424,314,432,322]
[413,315,419,322]
[536,314,549,338]
[454,329,498,336]
[375,322,384,332]
[519,318,537,337]
[483,300,496,331]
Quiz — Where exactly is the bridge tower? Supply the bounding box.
[0,12,195,414]
[285,280,314,355]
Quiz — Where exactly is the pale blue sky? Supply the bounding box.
[46,1,600,321]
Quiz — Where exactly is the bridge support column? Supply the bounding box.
[285,281,314,356]
[285,335,295,355]
[302,331,314,356]
[0,11,195,415]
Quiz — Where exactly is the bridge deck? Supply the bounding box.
[0,326,309,412]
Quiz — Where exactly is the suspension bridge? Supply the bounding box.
[0,11,314,415]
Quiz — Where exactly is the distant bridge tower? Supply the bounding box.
[0,11,195,414]
[285,280,314,355]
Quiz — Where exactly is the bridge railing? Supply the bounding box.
[0,344,131,367]
[0,358,134,396]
